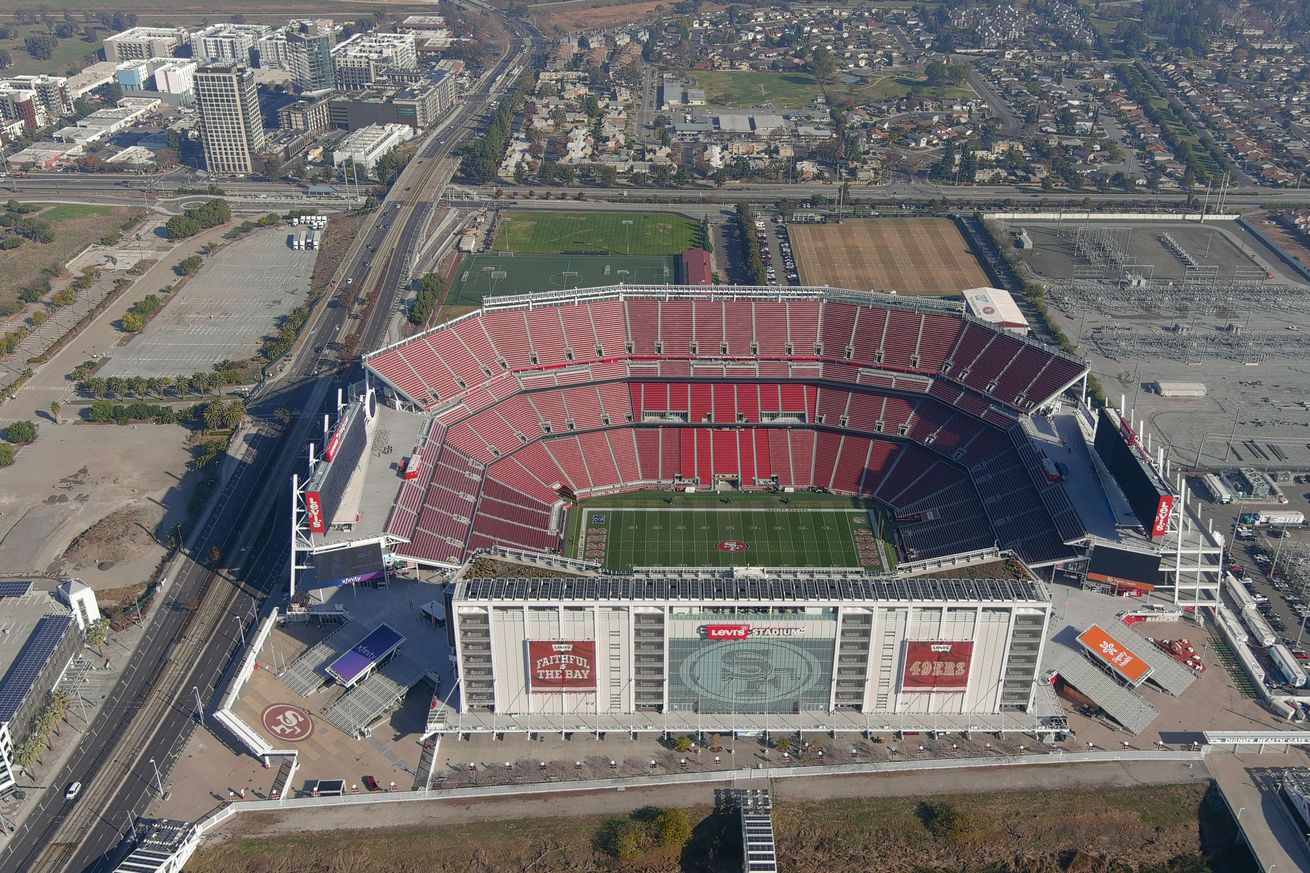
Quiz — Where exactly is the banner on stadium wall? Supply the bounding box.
[1151,495,1174,538]
[703,624,806,640]
[527,641,596,692]
[901,641,973,692]
[323,420,346,462]
[304,490,326,534]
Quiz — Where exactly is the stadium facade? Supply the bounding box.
[448,569,1052,729]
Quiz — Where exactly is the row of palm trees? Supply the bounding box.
[77,369,242,401]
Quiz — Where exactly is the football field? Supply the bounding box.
[449,253,677,304]
[490,210,700,256]
[570,492,894,571]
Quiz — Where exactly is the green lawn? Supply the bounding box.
[0,25,103,77]
[450,252,677,304]
[38,203,116,223]
[676,69,975,110]
[491,210,699,256]
[679,70,821,109]
[568,490,894,572]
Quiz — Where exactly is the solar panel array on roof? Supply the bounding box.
[0,581,33,598]
[458,574,1046,604]
[0,614,74,724]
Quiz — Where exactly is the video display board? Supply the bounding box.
[311,542,386,589]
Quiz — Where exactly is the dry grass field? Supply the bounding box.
[790,218,990,296]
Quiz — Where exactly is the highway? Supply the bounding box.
[0,8,541,873]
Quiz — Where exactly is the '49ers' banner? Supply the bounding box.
[527,641,596,692]
[901,641,973,692]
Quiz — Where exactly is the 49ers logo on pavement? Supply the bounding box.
[261,703,315,742]
[716,540,749,552]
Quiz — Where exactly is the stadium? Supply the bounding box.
[283,284,1225,736]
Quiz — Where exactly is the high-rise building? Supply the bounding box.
[194,63,266,174]
[287,22,336,91]
[104,26,189,62]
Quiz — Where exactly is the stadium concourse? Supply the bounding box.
[341,286,1089,574]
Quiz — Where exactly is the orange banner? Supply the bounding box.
[1076,624,1151,685]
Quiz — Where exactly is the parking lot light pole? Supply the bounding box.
[148,758,164,797]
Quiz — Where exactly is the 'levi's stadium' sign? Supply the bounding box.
[528,641,596,692]
[703,624,806,640]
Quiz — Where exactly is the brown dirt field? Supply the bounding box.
[533,0,724,33]
[184,780,1240,873]
[790,218,990,296]
[63,504,163,573]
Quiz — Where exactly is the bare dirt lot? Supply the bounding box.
[790,218,990,296]
[532,0,723,32]
[0,422,198,594]
[187,774,1244,873]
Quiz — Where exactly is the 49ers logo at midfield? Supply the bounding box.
[716,540,749,552]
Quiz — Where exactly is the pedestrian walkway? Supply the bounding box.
[1208,751,1310,873]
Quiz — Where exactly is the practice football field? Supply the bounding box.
[490,210,699,256]
[568,492,895,571]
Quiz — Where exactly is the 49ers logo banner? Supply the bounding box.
[528,641,596,692]
[304,490,326,534]
[901,641,973,692]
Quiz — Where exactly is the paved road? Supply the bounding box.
[0,8,541,872]
[450,182,1307,209]
[1208,752,1310,873]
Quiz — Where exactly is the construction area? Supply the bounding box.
[993,215,1310,469]
[789,218,990,296]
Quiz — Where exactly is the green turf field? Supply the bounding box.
[449,253,678,304]
[568,491,896,572]
[490,211,699,256]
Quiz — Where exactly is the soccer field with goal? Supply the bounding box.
[568,491,896,572]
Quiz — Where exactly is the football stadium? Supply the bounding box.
[282,284,1229,738]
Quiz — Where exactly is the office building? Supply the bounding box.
[104,26,189,62]
[332,122,414,175]
[194,63,266,174]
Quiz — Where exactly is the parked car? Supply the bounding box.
[363,775,380,792]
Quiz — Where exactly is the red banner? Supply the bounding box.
[1151,495,1174,538]
[901,641,974,691]
[323,423,345,462]
[305,490,326,534]
[528,641,596,692]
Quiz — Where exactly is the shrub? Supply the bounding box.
[175,255,202,276]
[654,808,692,850]
[4,419,36,444]
[0,443,12,467]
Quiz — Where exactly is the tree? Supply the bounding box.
[654,809,692,850]
[175,255,202,276]
[775,735,792,753]
[674,734,693,752]
[164,215,202,240]
[810,48,838,83]
[49,400,60,422]
[85,617,109,654]
[202,398,226,430]
[120,311,145,332]
[5,419,36,444]
[221,400,246,429]
[24,34,57,61]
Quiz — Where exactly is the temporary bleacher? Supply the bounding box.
[276,622,357,697]
[1120,623,1200,696]
[1056,654,1159,735]
[322,651,428,737]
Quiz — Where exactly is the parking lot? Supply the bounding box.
[98,228,317,379]
[759,213,798,286]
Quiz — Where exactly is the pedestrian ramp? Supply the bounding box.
[1057,654,1158,735]
[322,652,428,737]
[1121,624,1200,696]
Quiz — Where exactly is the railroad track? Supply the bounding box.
[18,428,284,873]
